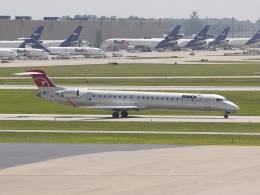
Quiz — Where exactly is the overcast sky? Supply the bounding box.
[1,0,260,21]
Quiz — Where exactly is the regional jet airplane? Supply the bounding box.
[101,25,183,51]
[18,70,240,119]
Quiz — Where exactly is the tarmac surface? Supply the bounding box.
[1,146,260,195]
[0,143,177,169]
[0,50,259,67]
[2,84,260,91]
[0,114,259,123]
[3,75,260,80]
[1,130,260,136]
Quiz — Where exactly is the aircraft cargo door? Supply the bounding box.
[203,96,210,111]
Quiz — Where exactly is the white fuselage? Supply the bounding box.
[0,40,70,48]
[39,88,239,114]
[47,47,106,58]
[225,38,260,48]
[177,39,214,49]
[40,40,64,47]
[176,39,192,48]
[0,41,24,48]
[0,49,17,60]
[7,48,49,59]
[102,38,164,50]
[226,38,249,48]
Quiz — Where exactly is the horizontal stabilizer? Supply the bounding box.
[15,72,44,76]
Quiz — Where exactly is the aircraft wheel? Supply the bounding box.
[112,112,120,118]
[121,111,128,118]
[224,112,229,119]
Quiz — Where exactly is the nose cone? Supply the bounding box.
[11,52,17,58]
[225,101,240,113]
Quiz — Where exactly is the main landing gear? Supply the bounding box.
[224,112,230,119]
[112,111,128,118]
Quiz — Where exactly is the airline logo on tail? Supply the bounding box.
[194,25,211,41]
[59,26,83,47]
[246,30,260,45]
[185,25,211,48]
[31,70,55,87]
[209,27,230,47]
[18,26,44,48]
[155,25,182,49]
[165,25,182,40]
[30,26,44,41]
[22,70,56,88]
[34,77,53,87]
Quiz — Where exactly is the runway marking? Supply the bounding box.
[0,130,259,136]
[3,76,260,80]
[0,114,259,123]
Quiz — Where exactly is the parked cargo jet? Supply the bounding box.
[208,27,231,48]
[101,25,182,51]
[5,39,49,59]
[0,26,44,48]
[30,38,105,58]
[226,29,260,48]
[40,26,83,47]
[0,49,17,60]
[18,70,240,119]
[177,25,213,49]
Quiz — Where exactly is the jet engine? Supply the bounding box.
[55,89,79,98]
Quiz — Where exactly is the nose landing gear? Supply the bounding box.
[224,112,230,119]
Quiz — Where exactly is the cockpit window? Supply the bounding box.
[216,98,224,102]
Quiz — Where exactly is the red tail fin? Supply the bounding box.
[29,70,56,88]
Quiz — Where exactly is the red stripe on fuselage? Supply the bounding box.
[66,98,78,107]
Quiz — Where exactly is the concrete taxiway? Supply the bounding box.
[3,75,260,80]
[0,50,260,67]
[1,130,260,136]
[1,85,260,91]
[1,146,260,195]
[0,143,176,169]
[0,114,259,123]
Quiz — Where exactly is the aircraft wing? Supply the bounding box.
[86,105,144,111]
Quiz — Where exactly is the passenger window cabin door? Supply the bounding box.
[86,92,94,101]
[203,98,210,111]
